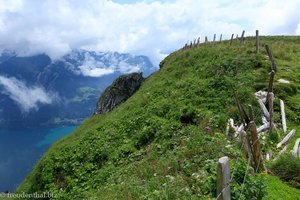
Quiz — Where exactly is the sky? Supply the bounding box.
[0,0,300,67]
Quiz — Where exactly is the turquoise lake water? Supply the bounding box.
[0,126,77,192]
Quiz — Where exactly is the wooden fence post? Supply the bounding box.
[213,34,216,46]
[266,70,275,109]
[205,36,208,45]
[197,37,200,47]
[248,105,264,172]
[230,34,234,46]
[220,34,223,42]
[265,45,277,72]
[256,30,259,53]
[292,138,300,157]
[240,130,253,162]
[268,92,274,134]
[280,99,287,133]
[233,91,250,126]
[257,99,270,121]
[240,30,245,44]
[277,129,296,148]
[217,156,231,200]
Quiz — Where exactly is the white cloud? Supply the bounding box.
[79,66,115,77]
[0,0,299,66]
[77,52,143,77]
[76,51,115,77]
[0,75,58,112]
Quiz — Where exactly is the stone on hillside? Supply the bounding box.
[278,79,290,84]
[94,72,144,115]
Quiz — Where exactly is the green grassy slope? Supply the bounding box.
[17,36,300,199]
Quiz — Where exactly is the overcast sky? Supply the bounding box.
[0,0,299,66]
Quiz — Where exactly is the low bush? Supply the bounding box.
[270,154,300,188]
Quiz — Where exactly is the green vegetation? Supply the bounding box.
[264,175,300,200]
[17,36,300,199]
[269,154,300,188]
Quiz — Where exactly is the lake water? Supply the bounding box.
[0,126,77,192]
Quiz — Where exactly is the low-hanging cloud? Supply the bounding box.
[77,52,115,77]
[0,0,300,66]
[0,75,58,112]
[62,50,149,77]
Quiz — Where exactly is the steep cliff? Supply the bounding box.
[94,72,144,115]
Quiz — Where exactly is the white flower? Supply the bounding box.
[165,175,175,181]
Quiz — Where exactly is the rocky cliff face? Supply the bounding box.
[94,72,144,115]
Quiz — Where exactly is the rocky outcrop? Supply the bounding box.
[94,72,144,115]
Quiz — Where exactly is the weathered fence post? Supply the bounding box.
[277,129,296,148]
[240,30,245,44]
[213,34,216,46]
[257,99,270,121]
[220,34,223,42]
[217,156,231,200]
[280,99,287,133]
[205,36,208,45]
[256,30,259,53]
[266,70,275,109]
[268,92,275,134]
[197,37,200,47]
[265,45,277,72]
[230,34,234,46]
[240,130,253,162]
[292,138,300,157]
[248,105,264,172]
[233,91,250,127]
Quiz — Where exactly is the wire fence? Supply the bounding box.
[180,29,298,199]
[212,30,270,199]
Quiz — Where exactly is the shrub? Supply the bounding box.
[270,154,300,188]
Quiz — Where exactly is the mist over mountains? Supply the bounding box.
[0,49,156,128]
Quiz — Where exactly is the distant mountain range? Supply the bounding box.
[0,49,156,128]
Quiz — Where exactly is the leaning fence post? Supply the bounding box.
[230,34,234,46]
[233,91,250,127]
[240,30,245,44]
[268,92,275,134]
[240,130,253,162]
[280,99,287,133]
[248,105,264,172]
[217,156,231,200]
[265,45,277,72]
[256,30,259,53]
[292,138,300,157]
[266,70,275,109]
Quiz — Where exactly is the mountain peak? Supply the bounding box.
[59,49,155,77]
